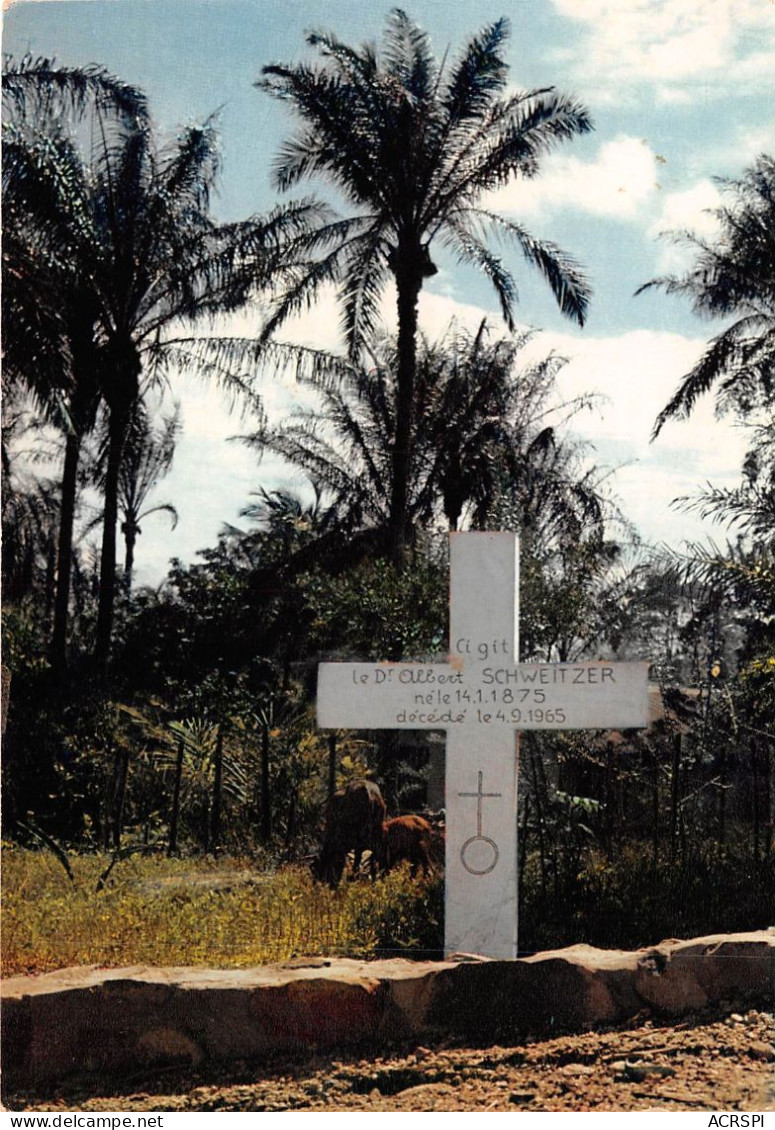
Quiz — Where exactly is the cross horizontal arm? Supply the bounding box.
[317,661,650,731]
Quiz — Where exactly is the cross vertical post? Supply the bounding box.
[446,532,519,957]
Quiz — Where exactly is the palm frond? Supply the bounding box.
[642,154,775,434]
[137,502,178,528]
[652,319,774,437]
[259,64,386,208]
[381,8,437,102]
[465,207,591,325]
[2,54,148,124]
[428,88,593,225]
[258,218,370,343]
[337,224,392,356]
[441,17,510,127]
[442,215,518,327]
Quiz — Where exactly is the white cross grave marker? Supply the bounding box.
[317,532,649,959]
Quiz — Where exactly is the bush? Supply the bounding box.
[518,843,775,953]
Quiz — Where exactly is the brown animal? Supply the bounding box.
[312,778,386,887]
[382,814,434,878]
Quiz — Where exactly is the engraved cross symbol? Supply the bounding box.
[458,770,501,875]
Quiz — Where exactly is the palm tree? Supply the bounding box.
[257,9,593,563]
[414,321,600,533]
[117,406,180,587]
[640,155,775,437]
[84,403,181,588]
[4,75,314,672]
[239,322,601,548]
[2,58,148,673]
[1,381,60,610]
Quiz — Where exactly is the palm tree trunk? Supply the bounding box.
[95,342,140,672]
[390,259,422,572]
[95,406,127,672]
[123,519,138,592]
[51,431,81,675]
[44,542,56,626]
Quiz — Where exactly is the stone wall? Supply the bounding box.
[2,932,773,1091]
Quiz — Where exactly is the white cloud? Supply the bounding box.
[485,137,659,221]
[647,179,723,272]
[704,120,775,180]
[550,0,775,101]
[534,327,748,545]
[542,329,720,450]
[649,181,722,239]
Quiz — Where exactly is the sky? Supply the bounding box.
[4,0,774,586]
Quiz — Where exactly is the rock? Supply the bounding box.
[748,1042,775,1062]
[559,1063,595,1075]
[2,931,773,1090]
[621,1061,677,1082]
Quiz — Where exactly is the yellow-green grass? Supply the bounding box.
[1,847,441,977]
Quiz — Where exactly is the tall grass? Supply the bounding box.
[4,843,771,977]
[1,848,443,977]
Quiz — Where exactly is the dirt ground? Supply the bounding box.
[5,1007,774,1112]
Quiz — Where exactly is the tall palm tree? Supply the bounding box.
[640,155,775,437]
[84,403,181,588]
[257,9,593,563]
[4,78,315,672]
[2,58,148,672]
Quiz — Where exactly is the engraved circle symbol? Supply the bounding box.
[460,834,499,875]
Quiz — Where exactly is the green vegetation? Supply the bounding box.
[521,845,775,954]
[1,16,772,971]
[1,848,443,977]
[5,839,770,978]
